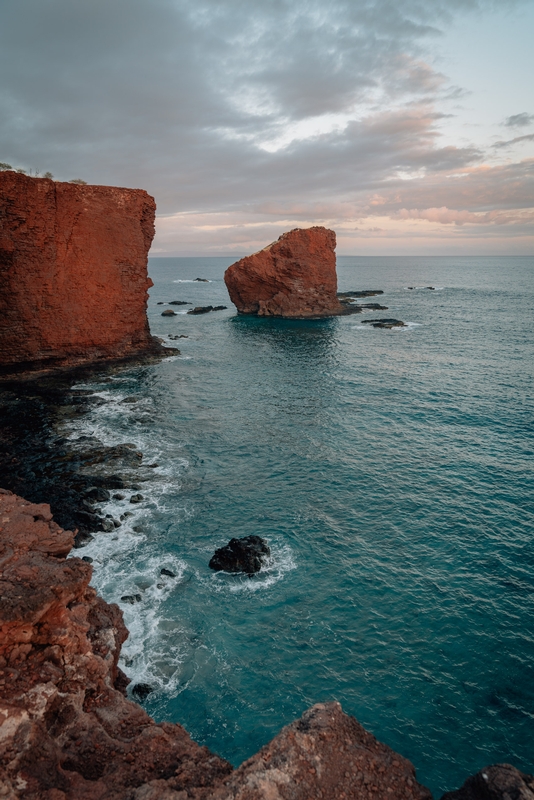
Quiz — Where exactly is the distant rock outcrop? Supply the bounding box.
[0,172,168,378]
[224,226,347,318]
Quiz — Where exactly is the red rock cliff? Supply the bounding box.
[0,172,162,377]
[224,227,345,318]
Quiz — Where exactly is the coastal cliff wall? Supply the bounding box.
[0,172,160,377]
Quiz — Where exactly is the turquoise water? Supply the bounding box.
[76,257,534,797]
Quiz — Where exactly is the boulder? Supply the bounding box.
[441,764,534,800]
[161,309,176,316]
[209,535,270,574]
[224,227,347,318]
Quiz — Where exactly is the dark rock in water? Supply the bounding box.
[131,683,153,700]
[209,535,270,574]
[168,300,191,305]
[160,568,176,577]
[75,509,104,530]
[194,277,209,282]
[169,334,188,340]
[359,303,388,310]
[121,396,138,404]
[213,305,227,311]
[427,286,435,290]
[187,305,214,315]
[157,301,164,304]
[101,518,115,532]
[82,556,93,563]
[440,763,534,800]
[337,290,384,298]
[361,318,406,329]
[129,493,143,503]
[74,530,94,548]
[161,309,176,316]
[84,486,111,502]
[113,493,125,500]
[408,286,415,289]
[121,594,142,604]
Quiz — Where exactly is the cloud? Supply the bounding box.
[493,133,534,149]
[505,112,534,127]
[0,0,532,253]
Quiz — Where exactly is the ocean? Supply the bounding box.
[66,256,533,797]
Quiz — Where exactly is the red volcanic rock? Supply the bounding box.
[224,227,345,318]
[0,488,232,799]
[212,702,432,800]
[0,172,165,378]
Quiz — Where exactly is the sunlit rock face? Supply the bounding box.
[0,172,162,377]
[224,226,345,318]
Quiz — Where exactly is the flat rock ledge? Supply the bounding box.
[0,487,528,799]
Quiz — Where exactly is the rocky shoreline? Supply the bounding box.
[1,487,533,799]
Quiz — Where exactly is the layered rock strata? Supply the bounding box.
[224,227,347,318]
[0,172,165,378]
[0,487,528,799]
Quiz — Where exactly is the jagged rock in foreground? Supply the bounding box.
[224,227,349,318]
[0,487,527,800]
[0,172,169,378]
[211,702,432,800]
[0,488,232,799]
[440,763,534,800]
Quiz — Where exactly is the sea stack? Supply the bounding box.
[224,226,346,318]
[0,172,165,377]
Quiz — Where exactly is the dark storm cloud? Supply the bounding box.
[1,0,532,249]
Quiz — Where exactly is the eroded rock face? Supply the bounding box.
[224,227,345,318]
[0,172,164,377]
[0,488,232,799]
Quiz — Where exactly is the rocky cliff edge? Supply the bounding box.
[0,172,168,378]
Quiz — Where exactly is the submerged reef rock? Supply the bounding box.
[0,487,529,799]
[361,318,406,329]
[209,535,271,574]
[0,172,169,378]
[224,227,349,318]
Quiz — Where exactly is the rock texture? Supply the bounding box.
[224,227,346,318]
[209,535,270,574]
[0,172,165,378]
[0,488,232,799]
[211,702,432,800]
[440,764,534,800]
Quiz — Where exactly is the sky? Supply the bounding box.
[1,0,533,255]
